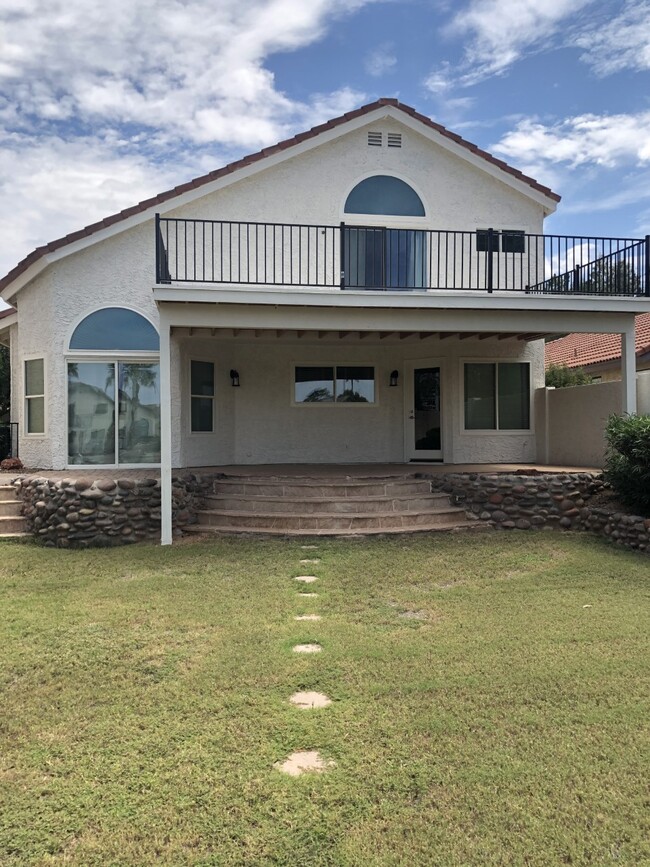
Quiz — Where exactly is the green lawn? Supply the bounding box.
[1,532,648,866]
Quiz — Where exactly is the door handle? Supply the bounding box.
[408,410,415,419]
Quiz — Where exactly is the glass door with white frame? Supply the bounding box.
[404,362,442,461]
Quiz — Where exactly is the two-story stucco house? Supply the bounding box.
[1,98,648,543]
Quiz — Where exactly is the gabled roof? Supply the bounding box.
[545,313,650,369]
[0,97,560,297]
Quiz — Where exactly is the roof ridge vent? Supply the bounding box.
[387,132,402,148]
[367,131,383,147]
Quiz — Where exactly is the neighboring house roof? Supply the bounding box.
[545,313,650,369]
[0,97,560,298]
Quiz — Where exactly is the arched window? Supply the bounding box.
[344,175,425,217]
[70,307,159,351]
[67,308,160,467]
[343,177,427,289]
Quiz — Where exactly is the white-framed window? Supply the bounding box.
[66,307,160,467]
[190,360,215,432]
[25,358,45,435]
[294,365,376,404]
[464,362,530,430]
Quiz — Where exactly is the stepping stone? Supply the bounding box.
[292,643,322,654]
[289,691,332,709]
[294,575,318,583]
[300,558,321,565]
[399,610,428,621]
[301,545,319,550]
[274,750,335,777]
[298,592,318,597]
[294,614,322,621]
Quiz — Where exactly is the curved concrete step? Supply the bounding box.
[0,500,22,516]
[186,521,480,537]
[212,478,432,498]
[196,506,468,532]
[0,516,27,534]
[202,493,449,514]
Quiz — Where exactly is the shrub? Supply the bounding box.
[0,457,23,471]
[604,414,650,514]
[545,363,593,388]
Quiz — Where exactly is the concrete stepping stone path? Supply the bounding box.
[300,558,321,565]
[274,751,335,776]
[294,614,321,621]
[300,545,319,550]
[292,643,322,654]
[289,691,332,709]
[298,592,318,597]
[294,575,318,583]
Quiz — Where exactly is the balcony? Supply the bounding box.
[155,216,649,297]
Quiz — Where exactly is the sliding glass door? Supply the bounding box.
[344,227,427,289]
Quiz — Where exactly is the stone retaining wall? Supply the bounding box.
[427,472,650,553]
[14,473,213,548]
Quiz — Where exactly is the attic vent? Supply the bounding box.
[367,131,383,147]
[387,132,402,148]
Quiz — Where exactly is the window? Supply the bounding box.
[191,361,215,432]
[70,308,159,351]
[68,362,160,465]
[25,359,45,434]
[464,363,530,430]
[345,227,426,289]
[344,176,425,217]
[67,307,160,466]
[295,366,375,403]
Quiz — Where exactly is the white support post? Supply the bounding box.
[621,321,637,415]
[159,311,173,545]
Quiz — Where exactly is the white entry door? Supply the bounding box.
[404,361,443,461]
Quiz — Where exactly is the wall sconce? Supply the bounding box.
[230,369,240,387]
[389,370,399,387]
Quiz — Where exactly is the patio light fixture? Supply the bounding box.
[389,370,399,387]
[230,369,240,387]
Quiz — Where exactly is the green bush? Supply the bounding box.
[545,363,592,388]
[604,414,650,515]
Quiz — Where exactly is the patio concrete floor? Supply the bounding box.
[6,462,602,482]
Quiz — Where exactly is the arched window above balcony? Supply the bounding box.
[344,175,425,217]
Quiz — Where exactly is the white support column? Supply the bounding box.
[159,311,173,545]
[621,320,637,415]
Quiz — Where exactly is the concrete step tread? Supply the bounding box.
[0,532,30,539]
[197,505,466,519]
[185,522,481,537]
[203,493,448,504]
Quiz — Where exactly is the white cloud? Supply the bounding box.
[443,0,595,84]
[0,0,375,146]
[0,0,377,282]
[364,43,397,77]
[493,111,650,169]
[574,0,650,75]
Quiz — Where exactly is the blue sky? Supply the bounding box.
[1,0,650,288]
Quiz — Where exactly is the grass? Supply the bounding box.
[0,531,648,866]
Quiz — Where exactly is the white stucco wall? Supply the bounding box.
[7,113,549,469]
[176,334,542,466]
[541,371,650,468]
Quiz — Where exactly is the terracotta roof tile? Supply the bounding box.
[0,97,561,296]
[545,313,650,368]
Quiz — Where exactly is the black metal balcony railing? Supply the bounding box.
[0,422,18,461]
[156,215,650,297]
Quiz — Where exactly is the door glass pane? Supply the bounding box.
[295,367,334,402]
[414,367,441,451]
[336,366,374,402]
[68,362,116,464]
[464,363,496,429]
[498,363,530,429]
[117,363,161,463]
[386,230,426,288]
